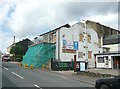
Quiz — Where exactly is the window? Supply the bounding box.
[78,52,83,58]
[87,35,91,43]
[79,34,83,41]
[98,38,101,47]
[98,57,104,63]
[43,35,49,42]
[104,56,108,65]
[52,34,56,43]
[88,51,92,59]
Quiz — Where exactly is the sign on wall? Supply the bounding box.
[62,35,77,53]
[62,34,67,49]
[73,41,78,50]
[67,42,73,49]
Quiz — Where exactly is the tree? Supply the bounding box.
[10,45,24,59]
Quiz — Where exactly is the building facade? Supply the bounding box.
[35,20,119,69]
[95,34,120,69]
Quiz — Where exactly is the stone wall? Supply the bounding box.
[86,20,119,39]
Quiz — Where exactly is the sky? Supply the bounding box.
[0,0,119,53]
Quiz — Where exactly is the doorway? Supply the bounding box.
[113,56,120,69]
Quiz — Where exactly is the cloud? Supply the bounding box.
[86,13,118,29]
[0,0,119,53]
[8,1,118,38]
[0,31,13,53]
[61,2,117,17]
[8,0,57,37]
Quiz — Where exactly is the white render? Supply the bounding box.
[96,55,113,68]
[56,22,102,68]
[96,43,120,69]
[103,44,120,52]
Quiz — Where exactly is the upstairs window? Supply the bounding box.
[79,34,83,41]
[52,34,56,43]
[88,51,92,59]
[98,38,101,47]
[87,35,91,43]
[78,52,83,58]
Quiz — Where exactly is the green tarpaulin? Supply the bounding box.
[22,43,55,68]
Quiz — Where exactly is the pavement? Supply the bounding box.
[86,68,120,76]
[51,68,120,85]
[52,68,119,76]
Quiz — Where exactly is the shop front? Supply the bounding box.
[95,52,120,69]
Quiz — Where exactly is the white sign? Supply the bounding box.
[80,62,85,71]
[76,63,79,68]
[67,42,73,49]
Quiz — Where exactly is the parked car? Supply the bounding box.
[95,76,120,89]
[15,58,22,62]
[2,55,11,62]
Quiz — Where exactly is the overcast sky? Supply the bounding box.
[0,0,119,53]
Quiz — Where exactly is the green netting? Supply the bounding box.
[22,43,56,68]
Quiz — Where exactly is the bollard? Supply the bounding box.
[30,64,34,70]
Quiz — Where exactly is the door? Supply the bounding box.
[104,56,109,68]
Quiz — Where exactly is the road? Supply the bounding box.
[2,62,95,89]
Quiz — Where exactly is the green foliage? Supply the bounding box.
[10,45,24,56]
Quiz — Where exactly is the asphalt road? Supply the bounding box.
[2,62,95,89]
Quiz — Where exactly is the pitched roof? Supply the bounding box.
[39,24,70,36]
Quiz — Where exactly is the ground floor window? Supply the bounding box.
[98,57,104,63]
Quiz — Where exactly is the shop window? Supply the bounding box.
[98,57,104,63]
[88,51,92,59]
[78,52,83,58]
[87,35,91,43]
[79,34,83,41]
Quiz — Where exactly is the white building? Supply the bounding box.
[35,20,119,69]
[95,34,120,69]
[55,22,102,68]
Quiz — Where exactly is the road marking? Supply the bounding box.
[61,76,68,79]
[34,84,42,89]
[4,67,8,70]
[11,72,24,79]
